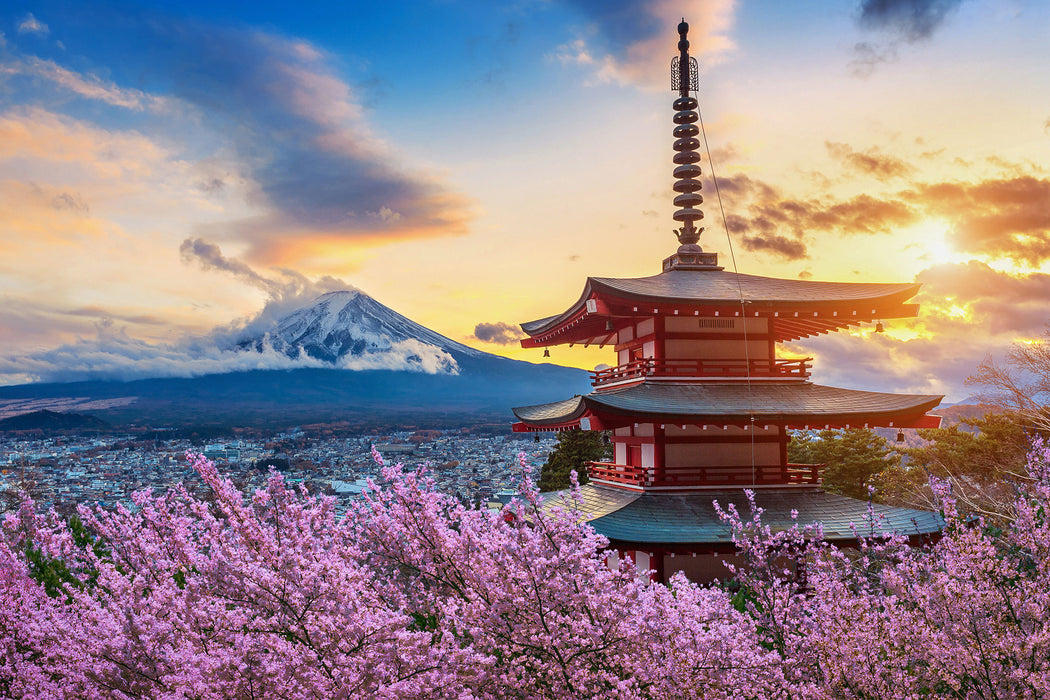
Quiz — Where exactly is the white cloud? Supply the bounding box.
[3,57,169,112]
[17,14,48,37]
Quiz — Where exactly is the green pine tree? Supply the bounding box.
[538,430,612,492]
[788,428,899,500]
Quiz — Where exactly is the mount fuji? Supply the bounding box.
[236,290,481,372]
[0,290,591,428]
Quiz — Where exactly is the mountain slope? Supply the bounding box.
[237,290,482,367]
[0,290,592,428]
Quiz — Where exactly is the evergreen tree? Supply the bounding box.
[788,428,899,500]
[538,430,611,492]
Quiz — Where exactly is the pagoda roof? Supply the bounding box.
[541,484,942,544]
[513,382,942,429]
[521,268,920,343]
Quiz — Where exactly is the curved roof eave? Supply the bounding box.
[520,270,921,338]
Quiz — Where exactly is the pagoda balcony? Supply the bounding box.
[590,357,812,387]
[587,461,824,487]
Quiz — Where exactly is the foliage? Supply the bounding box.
[968,328,1050,432]
[5,443,1050,698]
[537,429,611,492]
[787,428,899,499]
[874,411,1036,520]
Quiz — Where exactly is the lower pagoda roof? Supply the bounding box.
[541,483,943,544]
[513,382,942,430]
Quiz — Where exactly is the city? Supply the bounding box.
[0,429,557,515]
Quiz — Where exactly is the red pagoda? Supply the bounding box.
[511,20,943,583]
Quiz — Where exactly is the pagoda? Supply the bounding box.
[511,20,943,583]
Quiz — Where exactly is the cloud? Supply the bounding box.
[916,261,1050,335]
[2,16,476,266]
[791,261,1050,401]
[849,41,899,78]
[1,243,462,383]
[17,14,48,36]
[858,0,968,42]
[473,322,525,345]
[715,165,1050,266]
[0,329,456,384]
[125,22,475,262]
[555,0,737,88]
[825,141,916,180]
[906,176,1050,265]
[180,237,283,297]
[718,171,919,260]
[2,58,168,111]
[739,232,807,261]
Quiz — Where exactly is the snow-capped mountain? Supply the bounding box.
[0,289,595,428]
[237,290,484,371]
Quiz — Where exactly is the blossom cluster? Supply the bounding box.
[3,442,1050,698]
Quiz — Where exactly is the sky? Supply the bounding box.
[0,0,1048,402]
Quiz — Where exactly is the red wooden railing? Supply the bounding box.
[590,357,812,386]
[587,461,824,487]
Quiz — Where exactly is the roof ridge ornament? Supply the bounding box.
[664,19,722,272]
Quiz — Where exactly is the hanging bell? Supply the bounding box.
[605,320,614,332]
[875,321,885,333]
[896,429,905,443]
[543,348,550,358]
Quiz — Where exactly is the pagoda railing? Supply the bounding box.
[587,461,824,487]
[590,357,812,386]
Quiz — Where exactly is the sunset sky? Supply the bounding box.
[1,0,1048,402]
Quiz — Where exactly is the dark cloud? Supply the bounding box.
[907,176,1050,265]
[50,191,89,213]
[720,165,1050,265]
[825,141,915,180]
[473,322,524,345]
[849,41,899,78]
[858,0,967,41]
[726,190,917,251]
[180,237,282,296]
[741,233,807,261]
[798,270,813,279]
[195,177,226,194]
[562,0,663,52]
[117,20,474,261]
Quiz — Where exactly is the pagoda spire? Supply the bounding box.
[664,19,721,272]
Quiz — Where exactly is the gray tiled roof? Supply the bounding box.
[513,382,942,424]
[592,270,917,304]
[542,483,942,544]
[521,270,919,334]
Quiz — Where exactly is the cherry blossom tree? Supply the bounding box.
[3,442,1050,698]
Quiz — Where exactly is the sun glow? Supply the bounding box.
[907,219,962,266]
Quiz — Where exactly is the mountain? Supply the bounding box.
[0,291,592,429]
[237,290,483,367]
[0,409,111,433]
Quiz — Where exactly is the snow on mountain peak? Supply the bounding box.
[237,289,483,373]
